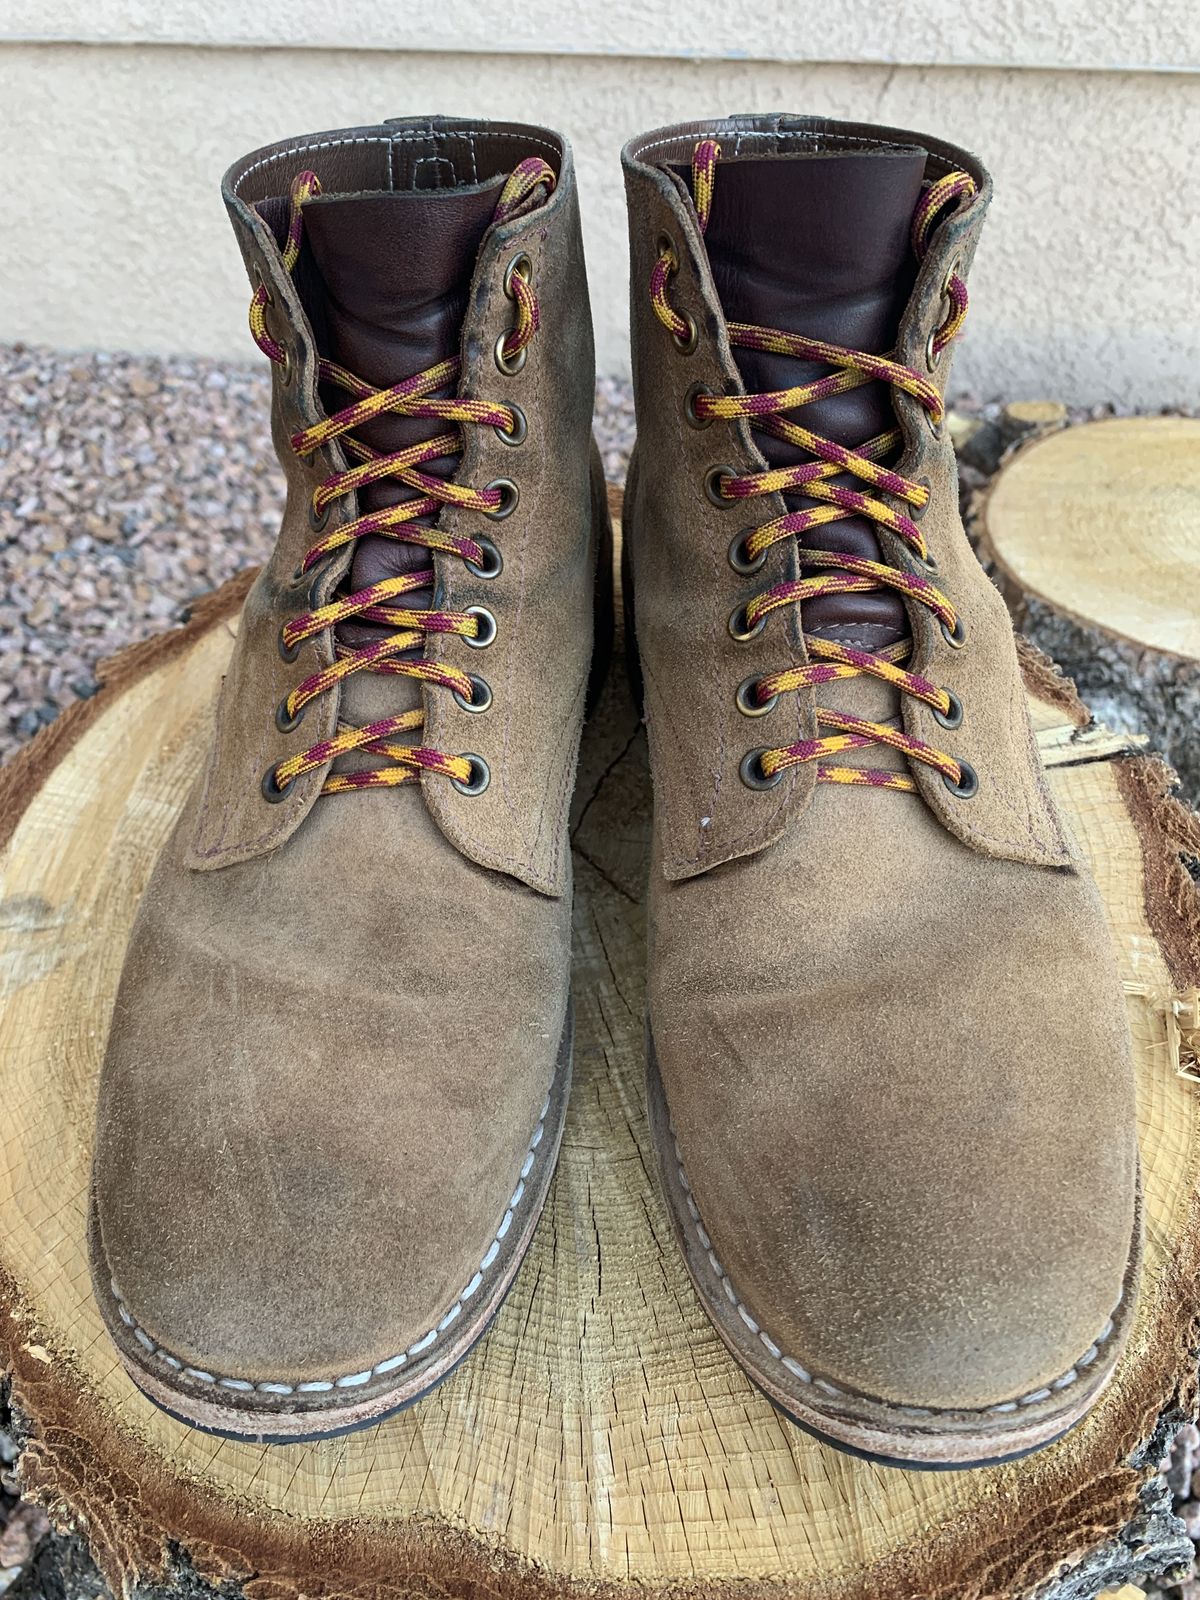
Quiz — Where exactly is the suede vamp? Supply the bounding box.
[649,780,1138,1412]
[94,779,569,1383]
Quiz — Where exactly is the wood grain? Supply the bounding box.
[979,413,1200,818]
[983,416,1200,661]
[1,569,1199,1600]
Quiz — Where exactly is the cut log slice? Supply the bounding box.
[979,415,1200,800]
[1,567,1200,1600]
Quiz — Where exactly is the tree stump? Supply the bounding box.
[978,416,1200,803]
[2,553,1200,1600]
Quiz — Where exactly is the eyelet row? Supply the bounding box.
[257,249,535,813]
[495,252,536,376]
[924,257,962,374]
[658,221,976,801]
[264,582,501,805]
[658,232,699,353]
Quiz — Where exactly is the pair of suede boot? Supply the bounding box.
[89,114,1140,1469]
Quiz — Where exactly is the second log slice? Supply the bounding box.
[983,415,1200,660]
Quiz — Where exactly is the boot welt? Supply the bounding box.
[646,1032,1142,1470]
[87,1007,574,1443]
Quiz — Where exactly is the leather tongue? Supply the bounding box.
[299,179,506,642]
[691,149,927,646]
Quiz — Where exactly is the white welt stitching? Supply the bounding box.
[670,1125,1122,1418]
[108,1084,556,1398]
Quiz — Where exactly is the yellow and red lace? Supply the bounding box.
[651,140,977,795]
[249,158,554,798]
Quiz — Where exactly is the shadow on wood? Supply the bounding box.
[1,561,1199,1600]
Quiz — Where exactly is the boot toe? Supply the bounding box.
[651,795,1139,1420]
[91,795,570,1400]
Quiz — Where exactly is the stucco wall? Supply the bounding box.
[2,28,1199,403]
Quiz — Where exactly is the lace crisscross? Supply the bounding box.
[249,158,554,798]
[651,139,978,795]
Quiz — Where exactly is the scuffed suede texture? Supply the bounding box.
[625,115,1140,1414]
[647,789,1137,1410]
[91,119,602,1392]
[96,782,569,1381]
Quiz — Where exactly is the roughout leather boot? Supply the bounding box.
[622,115,1140,1468]
[90,118,609,1440]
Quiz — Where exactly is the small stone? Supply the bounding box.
[0,1498,50,1568]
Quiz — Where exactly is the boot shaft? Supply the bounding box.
[622,114,1072,880]
[184,120,602,895]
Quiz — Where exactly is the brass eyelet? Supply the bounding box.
[684,383,716,429]
[453,674,493,715]
[465,606,497,648]
[672,310,699,356]
[251,263,274,306]
[728,603,767,643]
[728,529,767,576]
[484,478,519,520]
[279,345,293,386]
[308,496,330,533]
[926,259,960,370]
[307,559,334,610]
[736,676,779,718]
[940,614,967,649]
[278,626,301,664]
[464,536,503,580]
[494,332,528,376]
[932,688,963,731]
[910,475,932,522]
[656,231,679,264]
[943,758,978,800]
[494,405,527,447]
[261,763,296,803]
[451,754,491,796]
[503,253,533,299]
[705,465,736,508]
[739,749,783,790]
[275,696,305,734]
